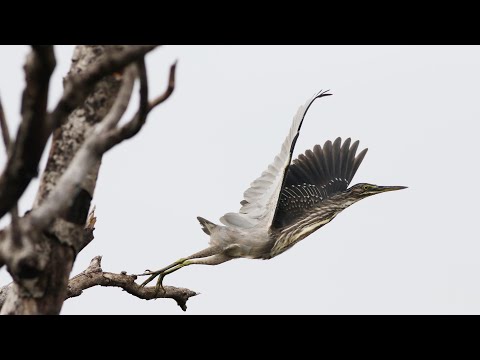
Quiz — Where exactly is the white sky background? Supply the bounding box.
[0,45,479,314]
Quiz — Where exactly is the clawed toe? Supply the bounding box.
[136,258,189,291]
[138,271,167,294]
[139,272,161,288]
[155,273,166,294]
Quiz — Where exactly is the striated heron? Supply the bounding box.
[138,90,406,291]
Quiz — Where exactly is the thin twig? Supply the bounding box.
[148,60,177,111]
[101,59,150,149]
[103,60,177,149]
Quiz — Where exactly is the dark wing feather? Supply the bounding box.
[339,138,351,180]
[323,140,333,180]
[349,148,368,182]
[272,137,368,229]
[345,140,360,181]
[332,138,342,193]
[305,149,322,181]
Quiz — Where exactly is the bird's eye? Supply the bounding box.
[363,185,372,191]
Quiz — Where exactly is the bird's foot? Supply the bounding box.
[136,270,167,295]
[137,260,188,295]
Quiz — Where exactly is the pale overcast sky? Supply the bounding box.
[1,45,479,314]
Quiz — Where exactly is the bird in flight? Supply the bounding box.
[138,90,406,291]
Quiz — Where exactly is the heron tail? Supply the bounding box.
[197,216,217,235]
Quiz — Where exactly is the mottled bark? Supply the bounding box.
[33,46,124,245]
[2,46,122,314]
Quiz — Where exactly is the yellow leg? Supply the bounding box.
[137,249,230,293]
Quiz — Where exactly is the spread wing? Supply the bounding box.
[272,137,368,229]
[219,90,332,229]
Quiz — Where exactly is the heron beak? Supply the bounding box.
[376,185,408,193]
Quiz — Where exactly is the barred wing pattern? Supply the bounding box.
[272,137,368,229]
[219,90,332,229]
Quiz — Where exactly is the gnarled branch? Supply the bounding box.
[103,58,177,150]
[0,46,55,220]
[67,256,197,311]
[0,95,11,151]
[48,45,158,130]
[27,56,176,236]
[0,46,159,222]
[0,45,184,315]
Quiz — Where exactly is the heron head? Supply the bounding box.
[348,183,407,199]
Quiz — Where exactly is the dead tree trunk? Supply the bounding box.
[0,45,196,314]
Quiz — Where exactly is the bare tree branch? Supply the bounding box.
[0,46,186,314]
[0,95,11,151]
[24,57,165,229]
[47,45,158,131]
[0,96,19,221]
[0,217,93,311]
[28,67,137,232]
[103,60,177,150]
[0,46,55,220]
[67,256,197,311]
[0,46,159,222]
[148,60,177,111]
[101,59,150,150]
